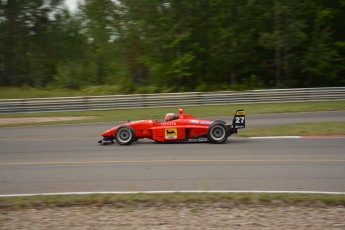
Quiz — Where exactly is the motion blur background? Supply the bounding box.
[0,0,344,96]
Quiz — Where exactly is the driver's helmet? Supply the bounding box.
[165,113,176,121]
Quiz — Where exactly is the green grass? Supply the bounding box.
[0,193,344,210]
[0,86,134,99]
[0,100,344,128]
[240,122,345,137]
[0,87,92,99]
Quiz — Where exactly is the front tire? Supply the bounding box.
[115,126,136,145]
[207,123,229,144]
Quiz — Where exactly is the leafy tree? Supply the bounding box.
[0,0,63,87]
[300,0,345,87]
[1,0,344,92]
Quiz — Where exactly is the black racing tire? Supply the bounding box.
[213,120,232,137]
[115,125,136,145]
[207,123,229,144]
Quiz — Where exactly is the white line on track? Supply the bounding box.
[249,136,301,139]
[1,191,345,198]
[1,159,345,166]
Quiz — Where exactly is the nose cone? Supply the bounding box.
[101,127,118,137]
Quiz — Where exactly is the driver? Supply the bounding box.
[165,113,177,121]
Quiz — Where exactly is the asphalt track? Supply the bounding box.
[0,111,344,195]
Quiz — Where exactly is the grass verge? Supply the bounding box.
[0,87,104,99]
[1,193,344,210]
[240,122,345,137]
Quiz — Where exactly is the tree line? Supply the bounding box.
[0,0,344,93]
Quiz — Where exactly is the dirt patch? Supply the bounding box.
[1,204,344,229]
[0,116,96,125]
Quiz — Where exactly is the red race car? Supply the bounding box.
[98,108,245,145]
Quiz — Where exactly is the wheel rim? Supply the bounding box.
[117,128,132,144]
[210,126,226,141]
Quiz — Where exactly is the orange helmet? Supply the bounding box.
[165,113,176,121]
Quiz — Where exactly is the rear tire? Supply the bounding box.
[207,123,229,144]
[115,126,136,145]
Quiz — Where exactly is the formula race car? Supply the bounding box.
[98,108,245,145]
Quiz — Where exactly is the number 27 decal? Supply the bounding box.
[235,117,245,123]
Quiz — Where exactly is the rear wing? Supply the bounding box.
[232,109,245,129]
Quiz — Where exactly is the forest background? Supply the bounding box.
[0,0,344,95]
